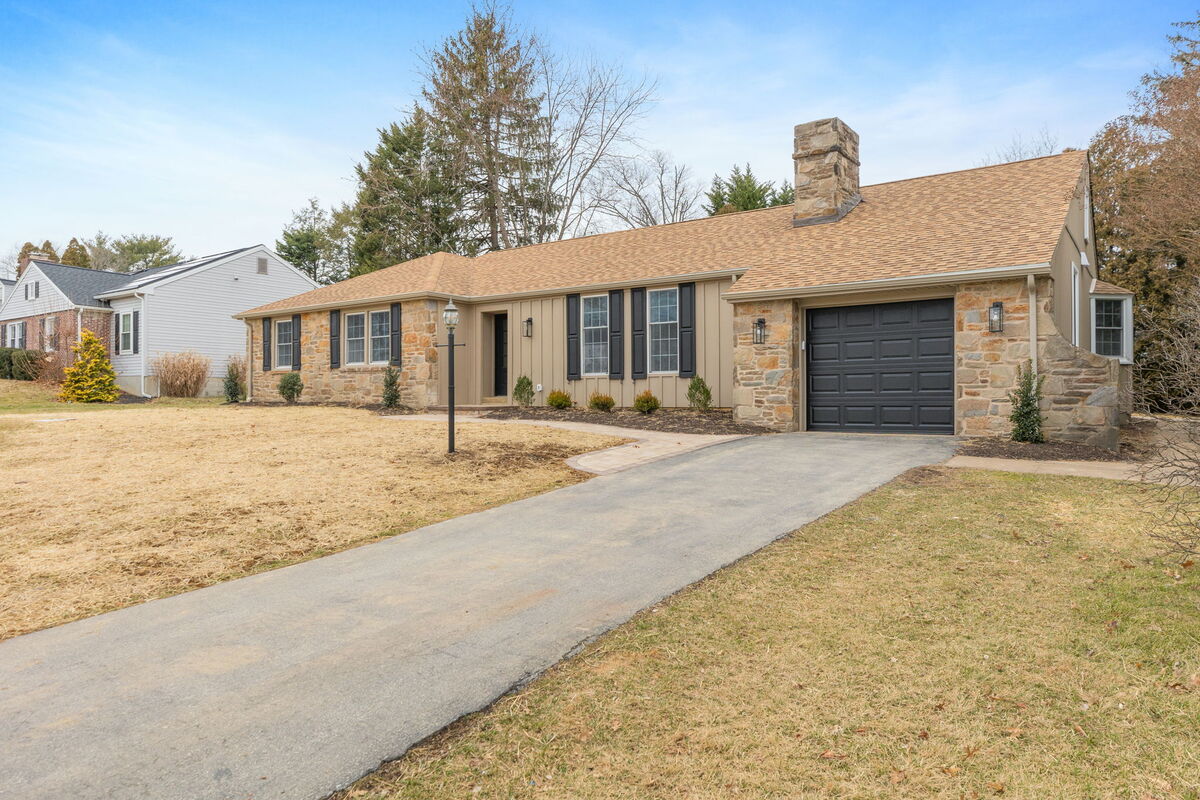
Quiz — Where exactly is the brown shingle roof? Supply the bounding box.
[1092,279,1134,295]
[240,151,1086,316]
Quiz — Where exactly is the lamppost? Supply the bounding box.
[441,300,462,453]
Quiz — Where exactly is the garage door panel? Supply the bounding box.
[806,298,954,434]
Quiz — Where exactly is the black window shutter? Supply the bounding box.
[678,282,696,378]
[291,314,301,370]
[114,314,120,353]
[262,318,272,371]
[566,293,581,381]
[329,310,341,368]
[630,287,647,380]
[389,302,402,367]
[608,289,624,380]
[132,310,139,354]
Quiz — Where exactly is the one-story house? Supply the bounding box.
[236,118,1133,448]
[1,245,317,396]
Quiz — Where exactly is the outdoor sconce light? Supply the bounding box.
[753,317,767,345]
[523,316,533,338]
[988,301,1004,333]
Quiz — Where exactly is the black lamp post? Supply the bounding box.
[441,300,462,453]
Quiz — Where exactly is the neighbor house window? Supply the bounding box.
[369,310,391,363]
[648,287,679,373]
[1092,296,1132,362]
[276,319,293,368]
[257,257,268,274]
[119,312,133,354]
[7,320,25,349]
[42,316,55,351]
[581,294,609,375]
[344,312,366,364]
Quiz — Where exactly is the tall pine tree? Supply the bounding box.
[703,165,793,215]
[60,237,91,267]
[38,240,59,262]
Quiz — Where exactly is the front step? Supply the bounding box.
[481,396,508,405]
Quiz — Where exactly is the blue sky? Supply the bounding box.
[0,0,1192,264]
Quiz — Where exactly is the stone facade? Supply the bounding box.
[956,277,1121,449]
[248,300,439,407]
[731,276,1123,448]
[731,299,799,429]
[792,117,861,225]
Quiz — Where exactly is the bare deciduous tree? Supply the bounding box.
[595,150,701,229]
[978,125,1061,166]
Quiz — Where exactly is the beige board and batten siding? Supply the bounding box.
[434,277,736,407]
[1048,169,1097,351]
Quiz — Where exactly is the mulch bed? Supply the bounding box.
[482,406,768,435]
[114,393,152,405]
[956,436,1127,462]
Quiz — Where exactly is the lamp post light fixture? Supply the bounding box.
[752,317,767,345]
[988,301,1004,333]
[522,316,534,338]
[441,300,463,454]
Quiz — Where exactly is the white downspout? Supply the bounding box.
[136,292,149,397]
[1027,274,1038,374]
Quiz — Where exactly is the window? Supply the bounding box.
[276,319,293,368]
[42,317,55,351]
[119,312,133,354]
[344,313,366,364]
[369,310,391,363]
[24,282,37,300]
[581,294,609,375]
[7,320,25,349]
[257,257,268,275]
[648,287,679,373]
[1092,296,1132,362]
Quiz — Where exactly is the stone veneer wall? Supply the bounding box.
[248,299,439,407]
[731,300,799,430]
[956,277,1121,449]
[731,276,1122,447]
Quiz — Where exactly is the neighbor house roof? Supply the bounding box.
[29,261,132,307]
[240,150,1088,317]
[1091,279,1134,295]
[97,247,258,296]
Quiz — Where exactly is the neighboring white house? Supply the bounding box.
[0,246,318,396]
[0,277,14,307]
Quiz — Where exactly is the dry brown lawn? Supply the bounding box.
[336,468,1200,800]
[0,405,620,640]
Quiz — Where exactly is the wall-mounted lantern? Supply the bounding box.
[988,301,1004,333]
[753,317,767,345]
[522,316,534,338]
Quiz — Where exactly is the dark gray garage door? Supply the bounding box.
[806,298,954,434]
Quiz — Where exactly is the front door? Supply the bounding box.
[493,313,508,396]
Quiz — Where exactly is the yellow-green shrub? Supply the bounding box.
[59,329,119,403]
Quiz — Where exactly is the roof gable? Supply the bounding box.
[27,261,131,307]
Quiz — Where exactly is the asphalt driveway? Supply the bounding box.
[0,432,956,800]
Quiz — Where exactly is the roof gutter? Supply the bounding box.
[723,262,1053,302]
[233,267,747,320]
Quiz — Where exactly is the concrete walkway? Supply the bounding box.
[0,433,956,800]
[391,413,748,475]
[946,454,1144,481]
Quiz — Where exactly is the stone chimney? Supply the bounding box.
[792,117,861,226]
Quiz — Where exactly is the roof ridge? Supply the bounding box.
[861,150,1087,191]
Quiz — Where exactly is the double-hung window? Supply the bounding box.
[369,310,391,363]
[582,295,609,375]
[119,312,133,354]
[344,313,366,364]
[1092,296,1133,363]
[42,317,55,351]
[648,287,679,373]
[276,319,293,368]
[7,321,25,349]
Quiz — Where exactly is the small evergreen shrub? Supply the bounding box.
[153,351,211,397]
[512,375,534,407]
[0,347,15,379]
[1008,360,1045,443]
[278,372,304,404]
[588,392,615,412]
[11,349,44,381]
[546,389,572,409]
[633,389,660,413]
[59,330,118,403]
[382,365,401,409]
[223,357,246,403]
[686,376,712,411]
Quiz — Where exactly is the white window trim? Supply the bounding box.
[275,319,294,370]
[42,317,55,351]
[118,311,134,355]
[647,286,680,375]
[581,293,610,376]
[343,311,367,365]
[1091,295,1133,365]
[368,309,392,365]
[8,320,26,349]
